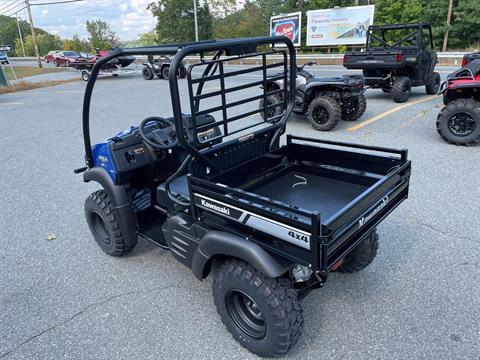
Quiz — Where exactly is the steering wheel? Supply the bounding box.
[139,117,178,149]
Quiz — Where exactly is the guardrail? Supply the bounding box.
[9,51,469,66]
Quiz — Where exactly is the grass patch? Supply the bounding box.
[0,79,78,94]
[3,66,66,80]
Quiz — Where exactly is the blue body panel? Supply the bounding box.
[91,126,138,183]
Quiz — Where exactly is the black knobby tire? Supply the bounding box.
[213,260,303,358]
[84,190,136,256]
[342,94,367,121]
[307,96,341,131]
[142,66,154,80]
[392,76,412,103]
[259,94,283,123]
[338,231,379,273]
[425,72,441,95]
[162,66,170,79]
[436,99,480,146]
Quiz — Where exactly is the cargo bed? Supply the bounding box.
[189,135,411,274]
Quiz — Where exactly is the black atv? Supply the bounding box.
[260,61,366,131]
[142,54,187,80]
[76,37,411,357]
[344,22,440,103]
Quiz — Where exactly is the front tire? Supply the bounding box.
[392,76,412,103]
[142,66,154,80]
[426,72,441,95]
[259,94,283,123]
[84,190,136,256]
[307,96,341,131]
[342,94,367,121]
[213,260,303,358]
[338,231,379,273]
[436,99,480,146]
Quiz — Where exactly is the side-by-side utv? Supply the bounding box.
[75,36,411,357]
[344,23,440,103]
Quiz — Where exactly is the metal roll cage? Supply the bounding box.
[81,36,296,170]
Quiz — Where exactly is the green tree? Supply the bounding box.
[138,30,158,46]
[15,34,62,56]
[373,0,423,25]
[148,0,212,42]
[86,19,118,49]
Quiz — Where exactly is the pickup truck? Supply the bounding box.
[343,22,440,103]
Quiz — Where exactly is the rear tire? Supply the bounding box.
[392,76,411,103]
[426,72,441,95]
[213,259,303,358]
[338,231,379,273]
[142,66,154,80]
[307,96,341,131]
[342,94,367,121]
[436,99,480,146]
[84,190,136,256]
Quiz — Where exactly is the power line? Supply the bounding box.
[0,0,23,15]
[29,0,85,5]
[0,0,21,13]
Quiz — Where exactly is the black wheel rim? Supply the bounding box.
[343,98,357,115]
[312,105,329,125]
[90,212,110,245]
[226,290,266,339]
[447,112,476,136]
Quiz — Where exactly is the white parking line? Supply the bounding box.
[0,102,23,106]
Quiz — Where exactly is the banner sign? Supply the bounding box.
[307,5,375,46]
[270,12,302,47]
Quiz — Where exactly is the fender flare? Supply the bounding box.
[191,231,291,280]
[83,167,138,247]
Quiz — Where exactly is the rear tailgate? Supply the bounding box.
[343,50,403,69]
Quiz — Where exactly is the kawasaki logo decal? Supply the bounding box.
[193,193,311,250]
[200,199,230,216]
[359,196,389,228]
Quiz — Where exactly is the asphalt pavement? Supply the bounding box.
[0,65,479,360]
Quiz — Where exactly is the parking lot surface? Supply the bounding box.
[0,65,479,359]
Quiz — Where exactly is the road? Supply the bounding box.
[0,65,479,360]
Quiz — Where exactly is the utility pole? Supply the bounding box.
[25,0,42,68]
[193,0,199,41]
[16,13,26,57]
[442,0,453,52]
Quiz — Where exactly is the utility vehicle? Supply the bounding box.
[76,36,411,357]
[142,54,187,80]
[260,61,366,131]
[343,22,440,103]
[437,59,480,145]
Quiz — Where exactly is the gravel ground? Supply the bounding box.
[0,65,478,360]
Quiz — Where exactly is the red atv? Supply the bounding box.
[437,59,480,146]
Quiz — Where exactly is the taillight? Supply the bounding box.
[461,57,467,67]
[343,54,347,64]
[396,52,404,63]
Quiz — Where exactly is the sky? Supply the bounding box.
[26,0,157,41]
